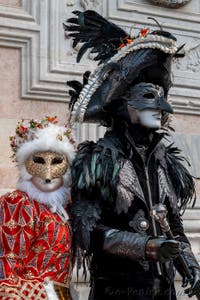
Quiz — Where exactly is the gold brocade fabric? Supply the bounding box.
[0,190,73,287]
[0,283,72,300]
[54,285,72,300]
[0,280,47,300]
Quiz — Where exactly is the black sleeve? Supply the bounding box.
[71,188,150,262]
[91,224,150,261]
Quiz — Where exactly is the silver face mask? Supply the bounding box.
[122,82,173,129]
[123,82,173,113]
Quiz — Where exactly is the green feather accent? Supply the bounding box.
[84,164,91,188]
[78,12,85,27]
[96,163,102,180]
[77,172,85,189]
[112,161,120,181]
[90,154,97,186]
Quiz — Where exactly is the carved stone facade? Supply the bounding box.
[0,1,199,299]
[0,0,199,114]
[147,0,192,8]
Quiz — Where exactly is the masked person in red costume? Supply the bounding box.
[0,117,75,300]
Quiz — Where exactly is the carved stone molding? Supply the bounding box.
[0,0,99,102]
[147,0,192,8]
[0,0,199,115]
[174,42,200,73]
[80,0,102,11]
[73,122,106,143]
[169,133,200,179]
[116,0,200,33]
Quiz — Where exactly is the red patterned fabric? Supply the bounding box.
[0,279,47,300]
[0,190,72,289]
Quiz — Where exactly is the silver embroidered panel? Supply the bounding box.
[116,160,145,214]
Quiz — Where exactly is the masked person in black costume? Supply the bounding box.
[64,10,200,300]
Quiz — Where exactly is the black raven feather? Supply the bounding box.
[165,144,196,213]
[64,10,128,64]
[71,196,101,252]
[67,71,90,110]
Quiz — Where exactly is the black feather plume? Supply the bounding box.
[64,10,128,64]
[67,71,90,111]
[165,144,196,213]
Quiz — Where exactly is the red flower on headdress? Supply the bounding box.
[140,28,149,37]
[47,116,58,124]
[119,38,133,49]
[18,125,28,135]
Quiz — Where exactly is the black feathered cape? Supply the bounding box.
[71,128,195,253]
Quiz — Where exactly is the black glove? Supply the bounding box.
[179,242,200,298]
[185,268,200,298]
[146,237,180,262]
[174,257,189,288]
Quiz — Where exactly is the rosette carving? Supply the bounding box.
[147,0,192,8]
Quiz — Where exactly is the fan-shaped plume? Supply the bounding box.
[64,10,128,64]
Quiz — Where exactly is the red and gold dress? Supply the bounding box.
[0,190,73,300]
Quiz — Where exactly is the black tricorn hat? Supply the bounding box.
[65,10,182,124]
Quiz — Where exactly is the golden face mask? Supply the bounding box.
[25,151,68,181]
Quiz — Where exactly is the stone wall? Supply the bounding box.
[0,1,199,299]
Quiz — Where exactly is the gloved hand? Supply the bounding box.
[182,274,189,288]
[174,257,189,287]
[146,237,180,262]
[176,242,200,298]
[184,268,200,298]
